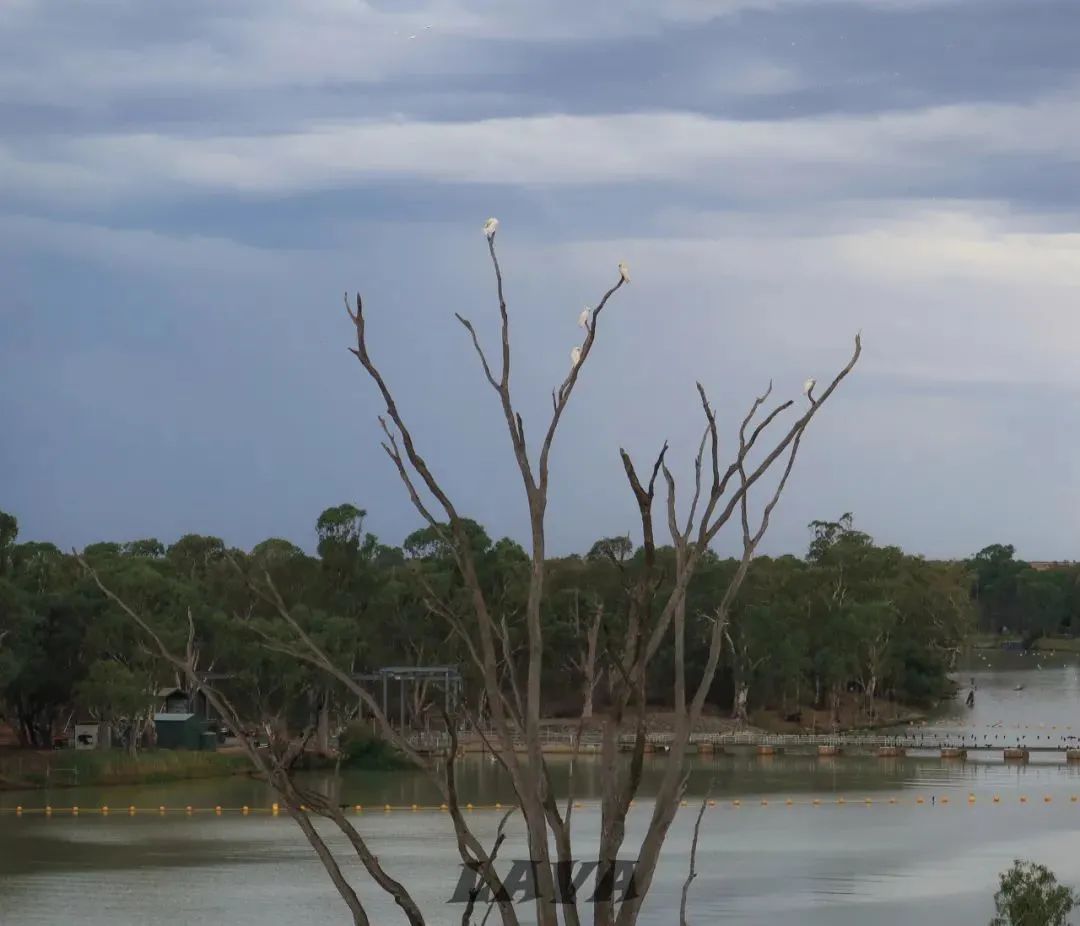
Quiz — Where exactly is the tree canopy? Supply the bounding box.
[0,507,976,747]
[991,860,1077,926]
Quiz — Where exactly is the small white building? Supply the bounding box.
[73,722,111,750]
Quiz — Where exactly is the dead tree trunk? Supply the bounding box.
[316,689,331,756]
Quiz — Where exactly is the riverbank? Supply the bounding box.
[751,694,926,734]
[462,702,926,750]
[0,749,250,790]
[968,633,1080,653]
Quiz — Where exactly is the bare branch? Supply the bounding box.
[455,312,500,391]
[445,714,522,926]
[486,235,511,390]
[679,788,712,926]
[540,274,626,492]
[379,418,442,532]
[79,556,378,926]
[462,805,517,926]
[684,425,709,539]
[619,442,669,564]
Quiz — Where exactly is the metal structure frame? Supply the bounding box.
[351,666,463,733]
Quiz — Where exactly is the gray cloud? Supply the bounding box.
[2,0,1078,561]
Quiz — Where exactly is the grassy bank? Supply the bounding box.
[0,749,250,789]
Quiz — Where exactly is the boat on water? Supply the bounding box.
[1013,684,1025,691]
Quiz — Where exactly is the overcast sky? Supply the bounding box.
[3,0,1079,560]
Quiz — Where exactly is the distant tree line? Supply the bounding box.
[0,507,975,750]
[967,544,1080,643]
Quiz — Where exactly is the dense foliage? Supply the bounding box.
[0,507,974,749]
[991,860,1077,926]
[967,544,1080,642]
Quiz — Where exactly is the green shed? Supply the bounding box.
[154,713,215,751]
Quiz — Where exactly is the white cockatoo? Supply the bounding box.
[570,346,582,367]
[578,306,591,329]
[483,217,499,239]
[618,261,630,283]
[803,378,816,401]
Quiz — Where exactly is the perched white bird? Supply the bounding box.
[483,217,499,239]
[803,378,816,399]
[578,306,591,329]
[618,262,630,283]
[570,346,582,367]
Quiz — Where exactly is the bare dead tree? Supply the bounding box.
[566,591,604,721]
[341,226,860,926]
[83,225,859,925]
[722,623,769,727]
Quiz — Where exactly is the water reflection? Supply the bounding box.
[4,653,1080,925]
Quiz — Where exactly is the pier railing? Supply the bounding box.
[405,728,1080,753]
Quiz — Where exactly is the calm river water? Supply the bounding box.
[3,651,1080,924]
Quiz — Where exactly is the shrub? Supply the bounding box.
[338,722,408,769]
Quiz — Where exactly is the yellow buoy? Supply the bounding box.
[101,806,109,815]
[812,799,821,806]
[1020,796,1028,804]
[45,806,52,816]
[159,805,166,814]
[411,804,418,812]
[837,798,846,805]
[1044,796,1053,803]
[272,803,280,816]
[494,802,502,810]
[439,804,447,811]
[916,797,925,805]
[466,803,474,811]
[185,806,193,815]
[215,806,223,815]
[993,795,1001,803]
[785,798,793,806]
[128,806,136,815]
[354,804,363,812]
[733,800,741,807]
[708,799,717,807]
[72,806,79,815]
[761,799,768,806]
[15,806,22,815]
[242,806,250,815]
